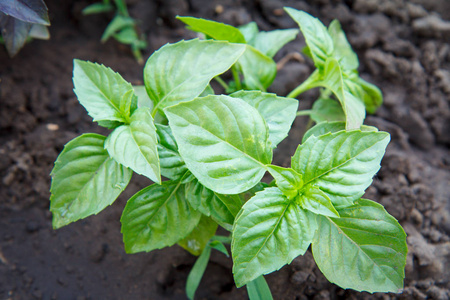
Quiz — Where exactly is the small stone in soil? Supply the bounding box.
[290,270,310,285]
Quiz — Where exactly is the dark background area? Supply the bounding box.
[0,0,449,299]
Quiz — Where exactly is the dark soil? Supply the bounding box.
[1,0,449,299]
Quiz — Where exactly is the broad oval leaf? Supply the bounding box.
[121,181,201,253]
[302,121,378,144]
[156,124,190,182]
[0,0,50,25]
[165,95,272,194]
[232,187,317,287]
[185,179,243,231]
[144,39,245,113]
[73,59,137,126]
[50,134,132,229]
[292,130,390,206]
[284,7,333,68]
[312,198,407,293]
[251,29,299,58]
[237,45,276,91]
[229,90,298,147]
[328,19,358,71]
[105,107,161,183]
[309,97,345,124]
[178,215,218,256]
[177,16,246,43]
[238,22,258,43]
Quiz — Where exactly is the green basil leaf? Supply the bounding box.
[133,85,153,110]
[251,29,299,58]
[297,185,339,218]
[113,26,139,45]
[50,134,132,229]
[229,90,298,147]
[177,16,246,43]
[209,240,229,257]
[309,97,345,124]
[237,45,276,91]
[186,244,212,300]
[344,76,383,114]
[121,181,201,253]
[266,165,303,199]
[328,19,358,71]
[178,215,218,256]
[302,121,378,144]
[165,95,272,194]
[246,276,274,300]
[284,8,333,68]
[101,15,135,42]
[156,124,191,182]
[105,107,160,183]
[82,2,114,15]
[0,0,50,25]
[292,130,390,206]
[199,84,215,97]
[318,58,365,130]
[144,39,245,112]
[185,178,243,232]
[73,59,137,126]
[312,199,407,293]
[232,187,317,287]
[238,22,258,43]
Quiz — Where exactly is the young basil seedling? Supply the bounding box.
[83,0,147,64]
[50,8,407,299]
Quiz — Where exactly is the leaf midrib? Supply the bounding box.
[174,109,268,168]
[325,215,401,287]
[236,199,290,270]
[144,182,182,234]
[58,154,110,218]
[128,123,158,178]
[303,135,384,186]
[83,68,129,121]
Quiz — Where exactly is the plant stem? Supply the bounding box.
[214,76,229,91]
[212,235,232,244]
[231,66,242,90]
[286,69,320,98]
[296,109,312,116]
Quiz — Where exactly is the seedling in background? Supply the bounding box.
[49,8,407,300]
[0,0,50,57]
[83,0,147,64]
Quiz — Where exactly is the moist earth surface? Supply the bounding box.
[0,0,449,299]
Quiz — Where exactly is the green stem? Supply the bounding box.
[296,109,312,117]
[231,66,242,90]
[212,235,232,244]
[214,76,229,91]
[286,69,321,98]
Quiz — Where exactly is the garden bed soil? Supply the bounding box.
[1,0,449,299]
